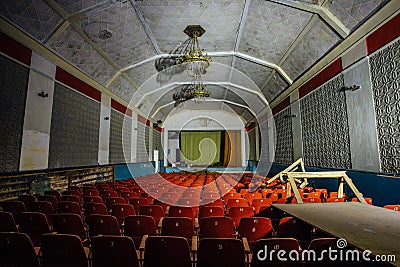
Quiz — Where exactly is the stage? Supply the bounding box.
[274,202,400,266]
[164,166,248,173]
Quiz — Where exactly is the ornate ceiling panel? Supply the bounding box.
[281,17,341,80]
[239,0,312,64]
[0,0,61,42]
[48,25,116,85]
[225,89,250,106]
[212,56,233,68]
[108,75,136,103]
[325,0,388,30]
[262,71,289,103]
[223,102,247,117]
[242,109,255,121]
[234,57,274,89]
[125,60,158,89]
[80,1,156,68]
[137,0,244,53]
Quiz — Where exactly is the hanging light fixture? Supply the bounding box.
[189,75,211,103]
[155,25,212,105]
[178,25,212,78]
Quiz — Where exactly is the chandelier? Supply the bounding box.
[155,25,212,104]
[179,25,212,78]
[172,77,211,106]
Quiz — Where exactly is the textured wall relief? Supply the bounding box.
[0,56,29,172]
[136,123,149,162]
[152,129,163,160]
[248,128,257,161]
[370,39,400,173]
[300,75,352,168]
[274,107,294,164]
[49,83,100,168]
[109,110,132,164]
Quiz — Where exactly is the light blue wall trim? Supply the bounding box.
[115,162,155,180]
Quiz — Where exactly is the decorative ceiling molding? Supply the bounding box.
[44,20,70,45]
[267,0,349,38]
[129,0,162,55]
[152,98,257,119]
[135,81,269,110]
[120,51,293,84]
[227,0,252,98]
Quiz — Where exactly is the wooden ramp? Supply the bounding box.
[274,202,400,266]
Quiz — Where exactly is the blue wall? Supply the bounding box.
[114,162,155,180]
[268,163,400,207]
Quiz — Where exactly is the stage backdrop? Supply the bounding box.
[180,131,221,166]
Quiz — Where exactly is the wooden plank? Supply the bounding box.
[287,172,347,178]
[273,202,400,266]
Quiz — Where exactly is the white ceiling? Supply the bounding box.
[0,0,389,122]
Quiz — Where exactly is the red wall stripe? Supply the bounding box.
[298,58,342,99]
[0,32,31,66]
[137,114,148,125]
[111,99,132,117]
[272,96,290,115]
[55,67,101,102]
[367,13,400,54]
[245,126,255,132]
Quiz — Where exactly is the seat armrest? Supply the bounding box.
[242,237,250,254]
[194,218,199,229]
[191,235,198,253]
[158,217,163,230]
[139,235,148,251]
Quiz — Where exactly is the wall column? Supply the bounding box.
[290,90,303,161]
[343,50,380,171]
[131,114,137,163]
[98,94,111,165]
[20,53,55,171]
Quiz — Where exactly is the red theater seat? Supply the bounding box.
[198,206,224,219]
[91,235,139,267]
[124,215,157,248]
[111,204,136,227]
[139,205,164,225]
[161,217,195,243]
[168,206,195,220]
[228,206,255,227]
[18,212,51,246]
[144,236,191,267]
[88,215,120,237]
[52,213,87,241]
[238,217,273,245]
[0,211,18,232]
[0,232,39,267]
[57,201,82,215]
[383,204,400,211]
[199,217,235,239]
[41,233,88,267]
[251,238,300,267]
[197,238,246,267]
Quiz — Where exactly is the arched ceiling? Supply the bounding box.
[0,0,390,122]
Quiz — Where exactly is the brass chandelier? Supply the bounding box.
[155,25,212,104]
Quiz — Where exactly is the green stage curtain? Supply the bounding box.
[180,131,221,166]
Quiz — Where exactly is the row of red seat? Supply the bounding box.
[1,231,383,267]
